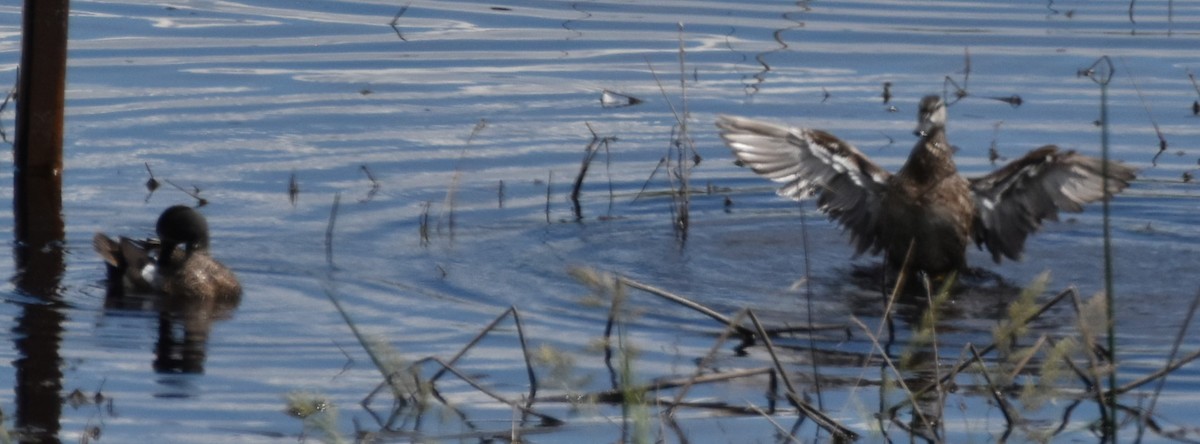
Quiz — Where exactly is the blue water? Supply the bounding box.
[0,0,1198,442]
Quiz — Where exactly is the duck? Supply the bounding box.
[716,95,1136,277]
[95,205,242,301]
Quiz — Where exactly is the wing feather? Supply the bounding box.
[970,145,1135,262]
[716,114,891,255]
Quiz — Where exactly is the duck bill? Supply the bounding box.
[913,120,935,137]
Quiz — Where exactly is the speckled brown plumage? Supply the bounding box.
[95,205,241,301]
[717,95,1136,276]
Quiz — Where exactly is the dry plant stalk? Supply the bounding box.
[439,119,487,240]
[570,123,616,220]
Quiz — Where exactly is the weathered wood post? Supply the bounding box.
[14,0,68,240]
[13,1,70,442]
[15,0,68,273]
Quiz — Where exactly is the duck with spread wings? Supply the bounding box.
[716,95,1136,277]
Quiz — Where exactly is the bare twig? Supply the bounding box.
[618,276,755,338]
[850,316,935,433]
[570,123,616,220]
[632,157,666,202]
[1005,334,1049,382]
[883,239,917,344]
[643,24,699,241]
[163,179,207,206]
[544,171,552,223]
[1084,55,1120,440]
[330,340,355,380]
[600,131,616,216]
[360,165,380,203]
[319,277,399,408]
[508,308,539,409]
[969,344,1020,436]
[752,311,858,440]
[1146,288,1200,415]
[389,3,411,41]
[571,129,601,220]
[942,48,971,104]
[547,367,774,405]
[746,403,803,443]
[988,121,1006,166]
[666,309,756,416]
[674,25,694,241]
[1110,347,1200,396]
[497,180,505,209]
[0,69,16,144]
[798,202,824,411]
[1069,290,1113,434]
[430,357,563,426]
[1187,69,1200,116]
[325,193,340,268]
[419,201,430,247]
[1119,57,1168,165]
[439,119,487,240]
[429,306,538,406]
[288,171,299,206]
[599,273,626,389]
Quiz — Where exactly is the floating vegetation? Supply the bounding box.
[285,391,346,444]
[599,89,643,108]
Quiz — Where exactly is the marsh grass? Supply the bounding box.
[573,267,652,443]
[285,391,346,444]
[297,206,1200,442]
[1083,55,1121,440]
[297,172,1199,442]
[531,344,592,396]
[570,123,617,221]
[643,23,699,242]
[437,119,488,242]
[285,46,1200,444]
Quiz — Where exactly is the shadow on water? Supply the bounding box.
[11,119,67,442]
[102,286,241,376]
[11,240,65,443]
[152,294,240,375]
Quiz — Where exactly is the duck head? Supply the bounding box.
[913,95,947,138]
[156,205,209,263]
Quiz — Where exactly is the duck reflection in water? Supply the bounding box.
[717,95,1136,285]
[95,205,242,373]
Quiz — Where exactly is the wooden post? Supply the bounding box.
[13,1,69,443]
[14,0,68,246]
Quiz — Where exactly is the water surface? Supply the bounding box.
[0,0,1198,442]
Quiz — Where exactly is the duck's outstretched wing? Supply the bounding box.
[969,145,1136,262]
[716,115,891,255]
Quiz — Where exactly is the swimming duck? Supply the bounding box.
[716,95,1136,276]
[95,205,241,301]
